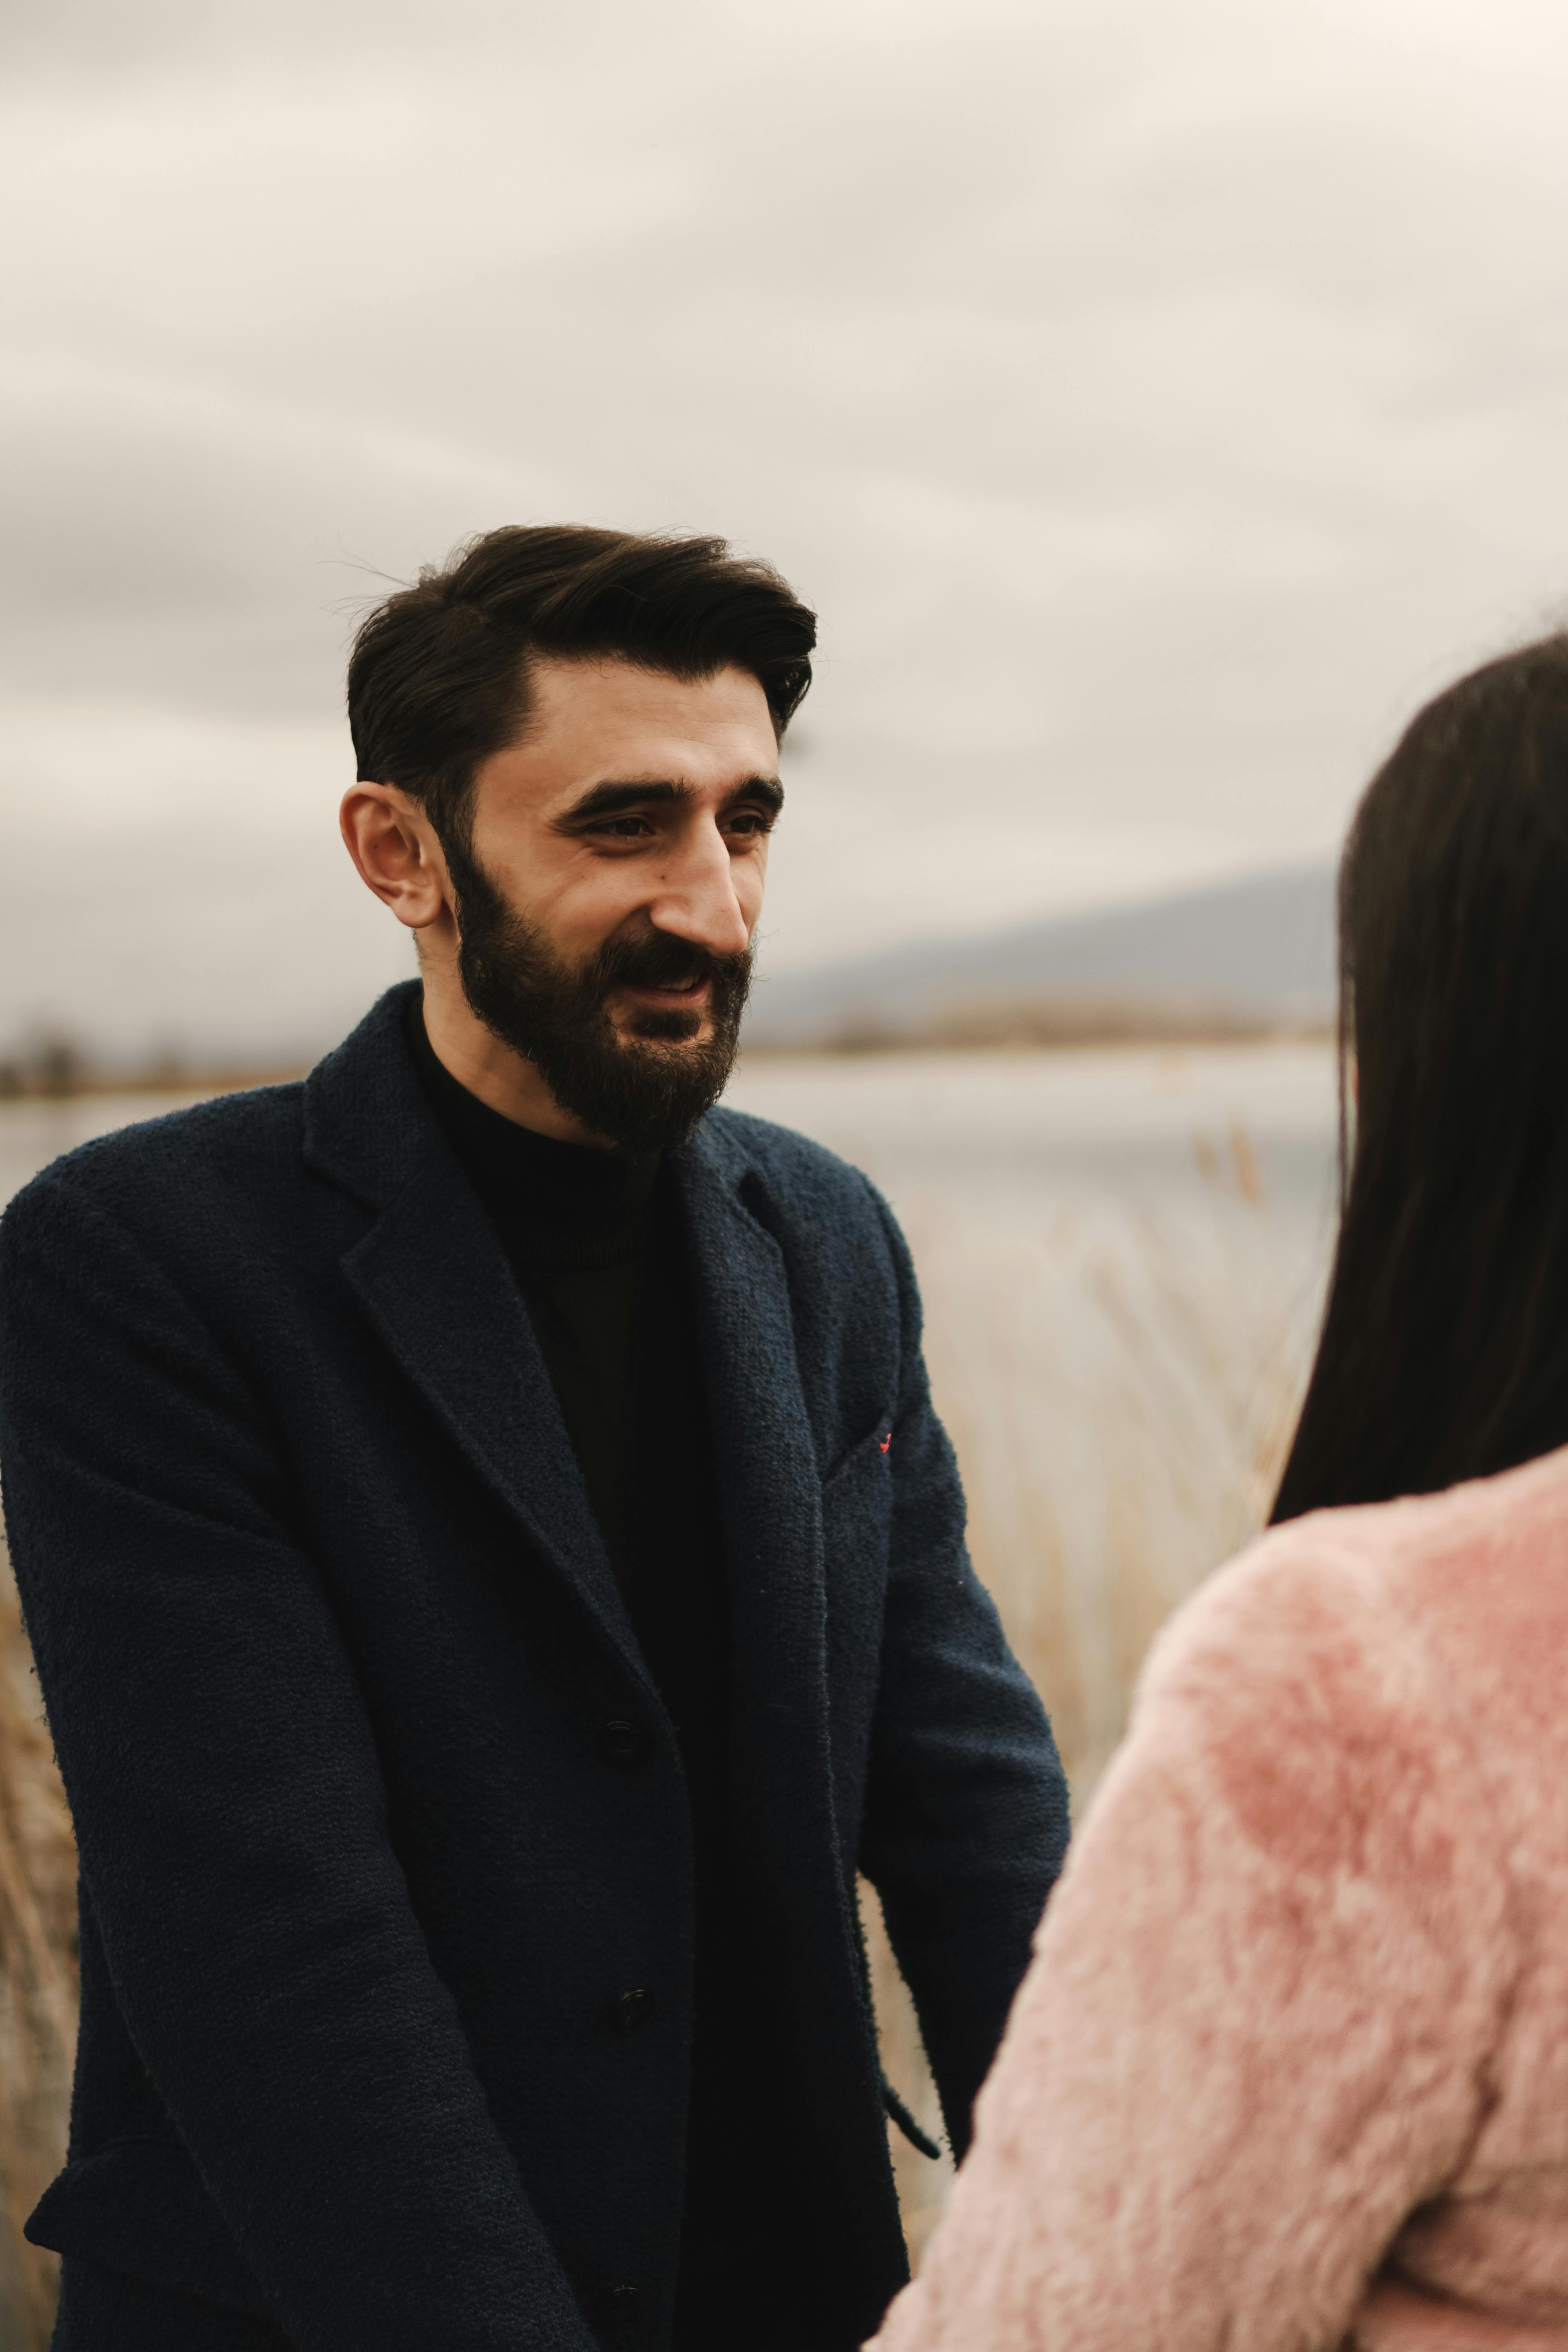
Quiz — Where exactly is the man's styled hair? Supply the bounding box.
[347,524,816,845]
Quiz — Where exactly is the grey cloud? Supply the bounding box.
[6,0,1568,1049]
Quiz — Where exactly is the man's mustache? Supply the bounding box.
[588,932,752,998]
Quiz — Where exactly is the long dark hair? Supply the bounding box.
[1271,634,1568,1523]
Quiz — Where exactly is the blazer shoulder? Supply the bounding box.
[691,1110,902,1279]
[0,1082,308,1245]
[702,1103,882,1207]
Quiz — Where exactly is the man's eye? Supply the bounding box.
[726,811,775,838]
[593,817,655,840]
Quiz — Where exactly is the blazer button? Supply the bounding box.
[607,1986,654,2034]
[597,1718,645,1766]
[593,2283,642,2328]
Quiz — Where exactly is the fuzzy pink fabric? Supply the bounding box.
[869,1445,1568,2352]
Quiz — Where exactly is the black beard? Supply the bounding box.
[445,838,753,1152]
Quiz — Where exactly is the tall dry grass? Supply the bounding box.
[0,1544,75,2352]
[862,1125,1320,2259]
[0,1110,1324,2334]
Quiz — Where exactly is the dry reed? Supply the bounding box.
[0,1543,75,2352]
[861,1125,1319,2260]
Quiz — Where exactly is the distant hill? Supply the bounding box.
[742,863,1338,1048]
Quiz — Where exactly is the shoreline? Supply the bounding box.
[0,1023,1335,1105]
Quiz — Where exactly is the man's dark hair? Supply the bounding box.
[347,524,816,845]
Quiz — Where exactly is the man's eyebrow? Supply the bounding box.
[555,775,785,827]
[729,774,785,816]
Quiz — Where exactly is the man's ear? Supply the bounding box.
[340,784,453,933]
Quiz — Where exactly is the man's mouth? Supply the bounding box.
[618,974,711,1003]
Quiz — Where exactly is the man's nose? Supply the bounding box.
[644,821,752,958]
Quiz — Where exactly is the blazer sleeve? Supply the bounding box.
[855,1186,1071,2156]
[867,1538,1512,2352]
[0,1170,598,2352]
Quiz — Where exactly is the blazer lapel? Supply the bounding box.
[304,987,646,1689]
[674,1128,851,1931]
[675,1121,888,2249]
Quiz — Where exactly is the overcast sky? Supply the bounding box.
[5,0,1568,1061]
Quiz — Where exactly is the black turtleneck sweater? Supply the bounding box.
[406,1002,793,2345]
[405,996,656,1560]
[405,1000,730,1728]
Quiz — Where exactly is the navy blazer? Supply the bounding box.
[0,986,1068,2352]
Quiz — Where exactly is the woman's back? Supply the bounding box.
[874,1443,1568,2350]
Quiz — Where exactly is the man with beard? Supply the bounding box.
[0,526,1069,2352]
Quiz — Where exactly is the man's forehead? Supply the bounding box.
[527,652,772,737]
[500,655,778,802]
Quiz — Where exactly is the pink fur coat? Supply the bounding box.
[870,1446,1568,2352]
